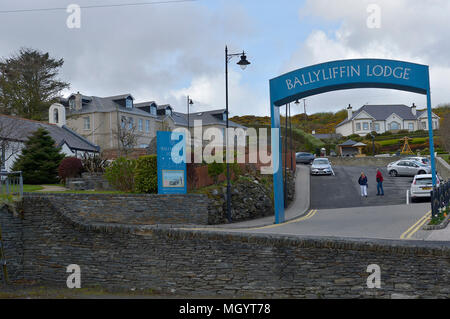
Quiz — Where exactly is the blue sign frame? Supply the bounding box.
[270,58,437,224]
[157,131,187,195]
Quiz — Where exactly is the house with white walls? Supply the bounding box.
[335,104,440,137]
[0,107,99,172]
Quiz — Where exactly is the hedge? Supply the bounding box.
[134,155,158,194]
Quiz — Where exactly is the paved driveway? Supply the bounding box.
[309,165,422,209]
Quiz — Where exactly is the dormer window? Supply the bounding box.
[126,97,133,109]
[69,98,75,110]
[150,106,157,116]
[223,112,227,122]
[166,108,172,116]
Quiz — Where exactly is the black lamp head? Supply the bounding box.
[237,52,251,70]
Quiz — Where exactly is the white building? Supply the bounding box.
[336,104,440,137]
[0,110,99,172]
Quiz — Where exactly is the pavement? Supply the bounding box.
[181,164,449,242]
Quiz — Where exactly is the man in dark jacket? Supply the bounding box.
[358,172,368,198]
[376,169,384,196]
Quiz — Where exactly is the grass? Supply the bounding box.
[23,185,44,192]
[440,154,450,164]
[377,137,429,147]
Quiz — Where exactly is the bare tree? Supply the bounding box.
[112,117,138,157]
[0,117,25,171]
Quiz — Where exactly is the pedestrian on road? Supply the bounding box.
[358,172,368,198]
[376,169,385,196]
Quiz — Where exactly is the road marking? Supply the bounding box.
[246,209,319,231]
[400,211,431,240]
[180,209,319,232]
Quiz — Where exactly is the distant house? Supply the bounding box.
[336,104,440,137]
[0,113,99,172]
[59,92,246,153]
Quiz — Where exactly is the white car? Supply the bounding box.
[310,158,335,176]
[410,174,440,202]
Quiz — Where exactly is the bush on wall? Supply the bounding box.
[58,157,83,182]
[134,155,158,194]
[104,157,136,192]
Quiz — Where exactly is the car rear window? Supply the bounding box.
[415,178,433,185]
[314,159,329,165]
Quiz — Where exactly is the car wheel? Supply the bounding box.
[389,170,398,177]
[418,170,426,175]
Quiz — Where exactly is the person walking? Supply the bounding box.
[376,169,385,196]
[358,172,368,198]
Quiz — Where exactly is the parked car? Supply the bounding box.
[296,152,315,164]
[387,160,431,177]
[311,158,334,176]
[410,174,441,202]
[404,157,430,166]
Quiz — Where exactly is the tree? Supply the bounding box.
[440,113,450,153]
[112,117,139,157]
[0,117,23,170]
[0,48,70,120]
[12,128,65,184]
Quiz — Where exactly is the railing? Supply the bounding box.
[0,171,23,199]
[431,180,450,218]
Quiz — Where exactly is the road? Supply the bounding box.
[310,165,419,209]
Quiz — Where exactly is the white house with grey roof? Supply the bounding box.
[335,104,440,137]
[0,112,99,172]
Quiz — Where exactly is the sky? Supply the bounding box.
[0,0,449,117]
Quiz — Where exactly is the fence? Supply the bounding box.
[431,180,450,218]
[0,171,23,199]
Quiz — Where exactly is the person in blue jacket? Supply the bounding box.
[358,172,368,198]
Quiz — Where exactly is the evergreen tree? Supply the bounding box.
[12,128,65,184]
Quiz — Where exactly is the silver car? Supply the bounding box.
[410,174,441,201]
[404,157,431,166]
[387,160,431,177]
[311,158,334,176]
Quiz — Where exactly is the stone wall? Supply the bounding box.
[23,193,210,226]
[1,198,449,298]
[436,157,450,182]
[330,156,403,168]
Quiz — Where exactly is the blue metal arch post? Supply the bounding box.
[270,59,437,224]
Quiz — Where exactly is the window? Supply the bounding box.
[83,116,90,130]
[166,108,172,116]
[374,123,380,132]
[139,144,149,149]
[390,122,400,130]
[422,122,427,130]
[128,117,134,130]
[121,116,126,128]
[138,119,143,132]
[126,98,133,109]
[150,106,157,116]
[363,123,369,131]
[408,123,414,131]
[356,123,361,131]
[69,99,75,109]
[145,120,150,133]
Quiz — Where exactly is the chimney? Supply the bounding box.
[347,104,353,120]
[49,103,66,127]
[411,103,417,116]
[75,91,82,111]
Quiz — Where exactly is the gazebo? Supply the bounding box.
[339,140,367,157]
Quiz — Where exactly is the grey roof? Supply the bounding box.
[172,110,246,129]
[337,104,419,127]
[64,95,155,118]
[339,139,358,146]
[313,133,342,140]
[0,114,100,153]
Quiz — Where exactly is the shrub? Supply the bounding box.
[82,154,109,173]
[208,161,226,184]
[104,157,136,192]
[134,155,158,194]
[58,157,82,182]
[12,128,65,184]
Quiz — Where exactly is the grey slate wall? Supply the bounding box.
[1,197,449,298]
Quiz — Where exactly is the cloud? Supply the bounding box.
[284,0,450,113]
[0,0,255,113]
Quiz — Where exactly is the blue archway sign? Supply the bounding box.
[270,58,437,224]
